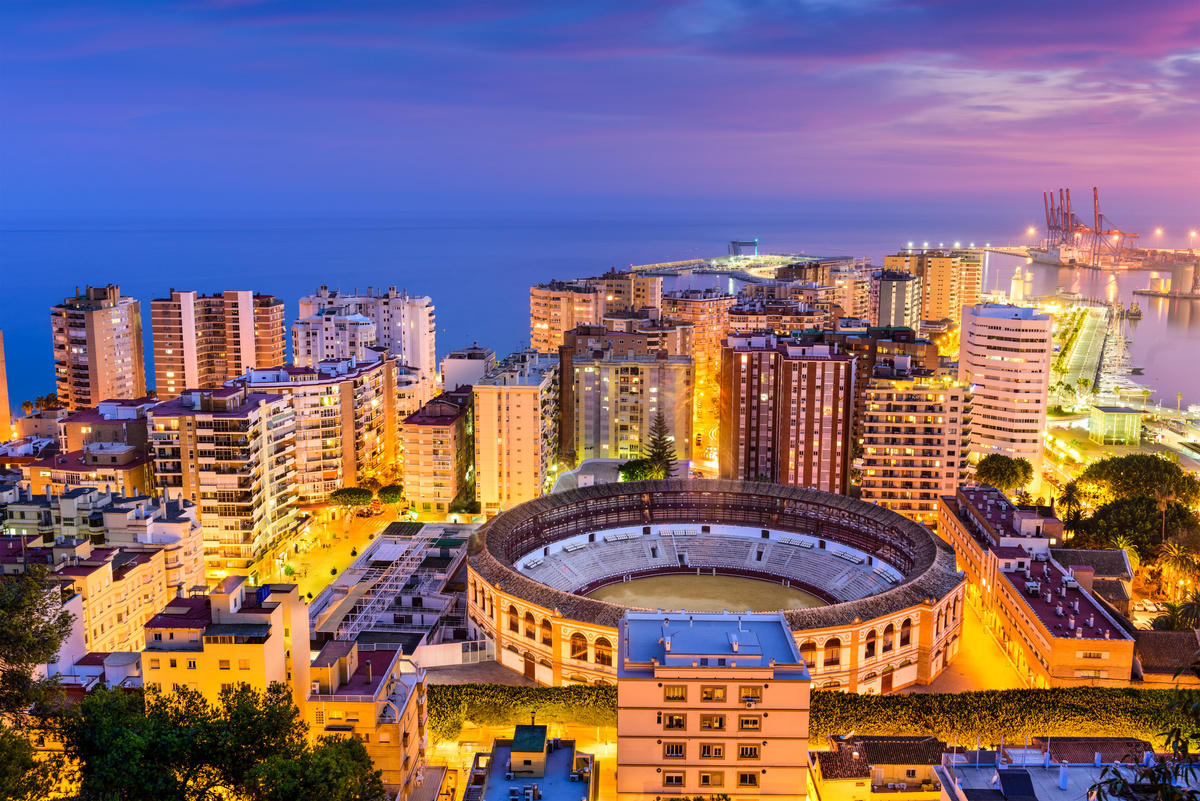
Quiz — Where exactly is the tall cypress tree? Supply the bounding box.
[644,409,678,479]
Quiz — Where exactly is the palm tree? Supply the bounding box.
[1178,392,1185,413]
[20,399,33,416]
[1142,388,1152,411]
[1152,602,1192,631]
[1110,534,1141,575]
[1155,484,1177,545]
[1157,541,1196,601]
[1179,590,1200,629]
[1057,481,1084,539]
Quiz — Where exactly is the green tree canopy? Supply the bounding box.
[358,476,382,494]
[0,565,74,719]
[644,409,678,479]
[1077,453,1200,506]
[619,459,664,482]
[377,484,405,513]
[974,454,1034,494]
[59,682,385,801]
[327,487,374,509]
[1074,497,1199,562]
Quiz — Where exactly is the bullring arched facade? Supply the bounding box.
[467,479,965,693]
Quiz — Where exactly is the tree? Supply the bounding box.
[974,454,1034,494]
[1077,453,1200,507]
[1158,542,1198,601]
[358,476,381,494]
[1056,481,1085,540]
[328,487,374,513]
[377,484,405,517]
[59,682,379,801]
[0,565,75,721]
[0,723,58,801]
[619,459,664,482]
[1078,497,1199,563]
[19,400,32,416]
[1179,392,1185,413]
[1110,535,1141,574]
[1156,484,1178,546]
[1152,602,1193,631]
[643,409,678,479]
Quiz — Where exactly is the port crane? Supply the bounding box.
[1042,187,1138,267]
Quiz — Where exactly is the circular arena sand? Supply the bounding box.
[583,573,826,613]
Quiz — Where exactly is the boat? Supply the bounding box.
[1126,301,1143,319]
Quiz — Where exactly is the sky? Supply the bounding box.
[1,0,1198,224]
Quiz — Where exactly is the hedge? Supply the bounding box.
[427,684,1193,747]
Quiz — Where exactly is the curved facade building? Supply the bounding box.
[467,480,966,693]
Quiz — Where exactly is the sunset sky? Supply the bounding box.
[2,1,1197,223]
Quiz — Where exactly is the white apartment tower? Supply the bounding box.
[957,304,1054,485]
[291,309,377,368]
[52,285,146,409]
[473,351,560,514]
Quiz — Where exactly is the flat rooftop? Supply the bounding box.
[475,740,593,801]
[620,611,808,675]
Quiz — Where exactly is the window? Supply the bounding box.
[740,686,762,703]
[739,773,759,787]
[906,770,918,779]
[865,630,877,659]
[219,660,230,670]
[700,715,725,730]
[700,744,725,759]
[800,641,816,667]
[238,660,250,670]
[663,714,685,730]
[701,686,726,702]
[169,659,177,669]
[883,624,895,653]
[664,685,687,702]
[508,605,519,633]
[900,619,912,647]
[699,772,724,788]
[592,637,614,667]
[153,632,162,641]
[541,619,552,646]
[379,732,390,743]
[664,743,685,758]
[664,773,684,787]
[1081,651,1103,659]
[221,683,232,692]
[187,660,197,670]
[739,716,761,731]
[570,633,588,660]
[739,744,760,759]
[824,638,841,667]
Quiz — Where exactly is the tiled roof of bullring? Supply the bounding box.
[469,479,964,631]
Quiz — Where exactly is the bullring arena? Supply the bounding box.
[467,480,966,694]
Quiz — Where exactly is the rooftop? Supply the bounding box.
[620,611,808,676]
[968,304,1051,322]
[837,735,948,766]
[512,725,547,754]
[1133,630,1200,676]
[472,738,593,801]
[145,597,212,630]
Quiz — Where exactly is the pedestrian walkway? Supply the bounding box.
[900,603,1025,693]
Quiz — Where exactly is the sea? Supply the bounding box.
[1,214,1197,417]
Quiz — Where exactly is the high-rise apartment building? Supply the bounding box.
[473,351,559,514]
[953,249,984,311]
[589,268,663,314]
[600,310,695,355]
[291,309,377,367]
[58,397,156,454]
[829,264,872,320]
[661,289,736,426]
[401,386,474,514]
[441,344,495,391]
[298,287,437,382]
[718,333,855,493]
[237,353,401,503]
[530,280,602,353]
[141,576,310,710]
[874,271,923,328]
[147,385,302,582]
[568,351,693,465]
[860,360,971,525]
[150,290,286,400]
[883,250,980,327]
[0,330,10,439]
[616,611,811,801]
[728,298,828,335]
[958,304,1054,483]
[23,443,154,497]
[52,285,146,409]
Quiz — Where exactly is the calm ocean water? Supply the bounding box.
[2,214,1196,415]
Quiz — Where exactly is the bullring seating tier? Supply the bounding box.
[515,524,899,604]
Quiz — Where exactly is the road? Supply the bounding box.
[900,603,1026,693]
[1060,307,1107,392]
[270,510,399,600]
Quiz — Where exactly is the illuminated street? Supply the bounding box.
[900,603,1026,694]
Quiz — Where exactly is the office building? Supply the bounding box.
[298,286,437,384]
[0,487,203,595]
[860,361,971,525]
[938,486,1134,687]
[307,639,428,797]
[958,305,1054,483]
[661,289,736,425]
[718,333,855,493]
[147,386,302,583]
[291,308,378,367]
[150,290,286,401]
[567,350,693,465]
[401,386,474,514]
[0,330,10,439]
[237,354,401,503]
[58,397,156,455]
[442,344,496,392]
[875,271,923,328]
[530,280,602,353]
[52,285,146,409]
[728,298,829,335]
[140,576,310,709]
[616,611,811,801]
[473,351,559,514]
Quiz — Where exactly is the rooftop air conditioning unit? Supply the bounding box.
[311,681,320,695]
